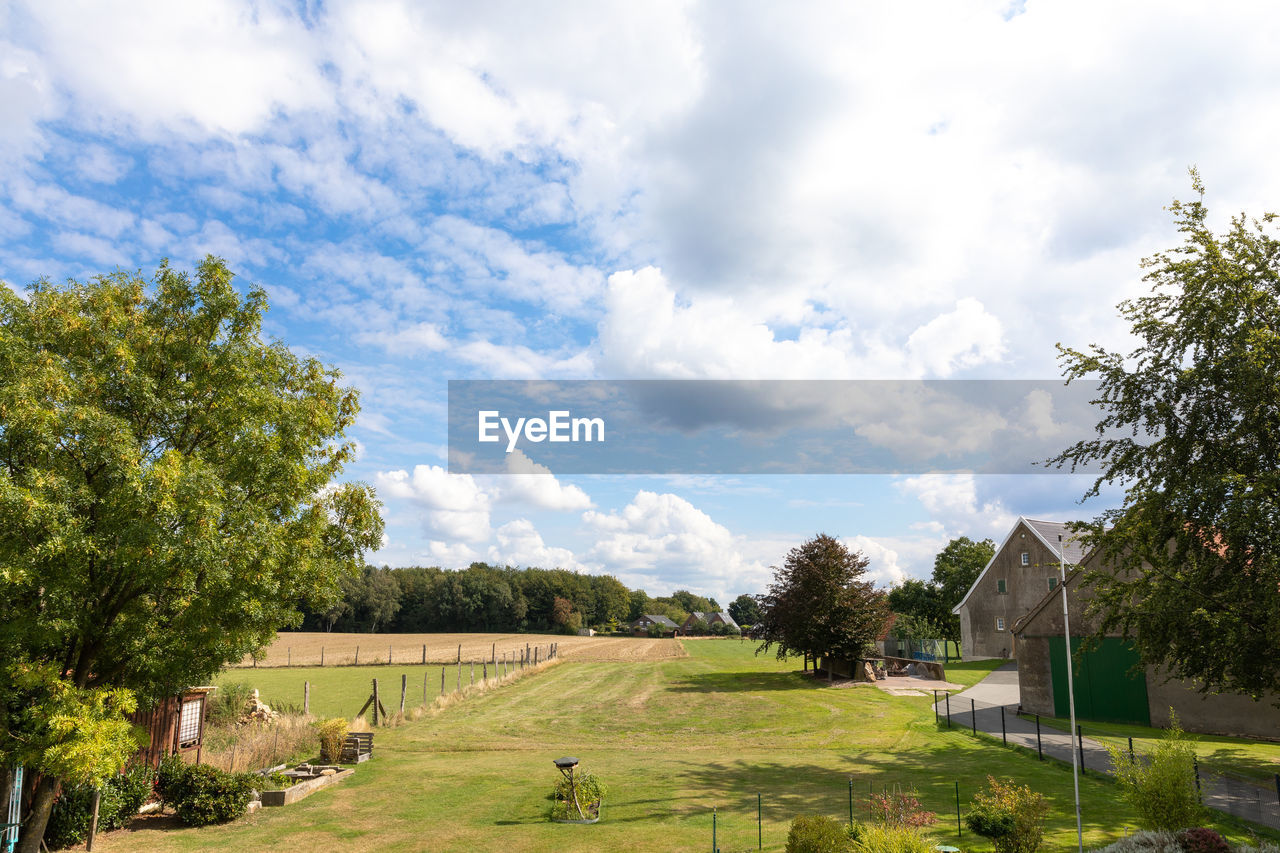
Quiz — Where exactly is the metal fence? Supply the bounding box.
[881,638,958,663]
[933,691,1280,831]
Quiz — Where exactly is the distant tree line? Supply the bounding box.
[291,563,731,634]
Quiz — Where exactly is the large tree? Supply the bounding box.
[887,536,993,642]
[728,593,761,626]
[0,258,383,847]
[1051,174,1280,698]
[755,534,889,663]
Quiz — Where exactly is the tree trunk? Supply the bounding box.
[17,775,59,853]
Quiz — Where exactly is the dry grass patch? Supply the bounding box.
[235,632,684,667]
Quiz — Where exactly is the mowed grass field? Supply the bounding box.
[233,631,686,667]
[97,641,1276,853]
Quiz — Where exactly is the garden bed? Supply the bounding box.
[258,765,354,807]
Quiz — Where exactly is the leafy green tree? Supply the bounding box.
[0,258,383,848]
[931,537,994,610]
[728,593,762,626]
[1051,174,1280,697]
[1105,716,1206,831]
[888,537,993,643]
[756,534,890,663]
[669,589,718,614]
[627,589,652,623]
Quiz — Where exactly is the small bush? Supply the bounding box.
[966,776,1049,853]
[868,788,935,828]
[549,772,607,820]
[851,824,935,853]
[785,814,855,853]
[156,753,189,805]
[1106,716,1206,831]
[313,717,349,763]
[206,682,254,726]
[44,762,155,849]
[1088,830,1183,853]
[169,764,256,826]
[1176,828,1228,853]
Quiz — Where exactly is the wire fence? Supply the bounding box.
[698,778,970,853]
[933,691,1280,831]
[880,638,960,663]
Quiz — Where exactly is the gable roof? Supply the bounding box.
[637,614,678,628]
[951,516,1086,615]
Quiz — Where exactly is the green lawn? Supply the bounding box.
[99,642,1276,852]
[216,662,468,720]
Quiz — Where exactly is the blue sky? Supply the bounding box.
[4,1,1279,605]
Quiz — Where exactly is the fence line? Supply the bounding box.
[234,639,563,668]
[933,690,1280,831]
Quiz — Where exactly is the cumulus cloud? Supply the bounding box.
[486,518,581,570]
[495,450,593,511]
[375,465,492,542]
[584,490,769,602]
[596,267,1008,379]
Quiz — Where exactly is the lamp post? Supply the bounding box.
[1059,534,1083,853]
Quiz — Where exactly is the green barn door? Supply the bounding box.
[1049,637,1150,725]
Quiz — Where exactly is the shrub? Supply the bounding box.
[966,776,1049,853]
[1088,830,1183,853]
[44,762,155,849]
[1176,828,1228,853]
[549,772,607,820]
[868,788,935,828]
[168,764,256,826]
[785,814,855,853]
[206,682,255,727]
[1105,716,1206,831]
[851,824,935,853]
[313,717,349,763]
[156,752,189,805]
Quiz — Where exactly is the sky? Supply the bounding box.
[4,0,1280,606]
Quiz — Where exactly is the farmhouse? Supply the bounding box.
[951,517,1085,660]
[630,614,679,637]
[1012,555,1280,738]
[679,611,741,634]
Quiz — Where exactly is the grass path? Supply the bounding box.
[95,642,1276,852]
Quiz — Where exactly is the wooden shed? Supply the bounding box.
[129,686,217,767]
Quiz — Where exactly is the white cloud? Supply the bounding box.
[895,474,1017,541]
[486,518,581,570]
[584,490,769,603]
[494,450,593,511]
[596,267,1008,379]
[375,465,492,542]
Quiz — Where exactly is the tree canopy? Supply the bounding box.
[755,534,889,662]
[1051,174,1280,698]
[0,258,383,847]
[728,592,761,626]
[887,536,993,642]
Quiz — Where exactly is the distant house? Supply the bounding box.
[951,517,1085,660]
[1012,554,1280,738]
[630,614,679,637]
[679,611,741,635]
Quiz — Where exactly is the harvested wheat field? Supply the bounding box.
[233,631,686,667]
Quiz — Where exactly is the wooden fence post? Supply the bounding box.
[422,644,426,665]
[483,659,488,681]
[400,674,407,714]
[470,660,475,686]
[356,645,360,665]
[440,666,446,698]
[389,644,393,665]
[321,646,325,666]
[304,681,310,715]
[372,678,380,726]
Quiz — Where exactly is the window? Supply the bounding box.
[1020,552,1030,566]
[996,578,1008,594]
[1047,577,1059,591]
[177,696,204,748]
[995,617,1006,631]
